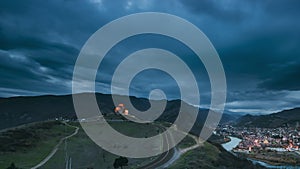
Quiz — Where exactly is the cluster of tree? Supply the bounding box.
[113,156,128,169]
[6,163,21,169]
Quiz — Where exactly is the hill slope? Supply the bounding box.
[235,108,300,128]
[0,93,235,130]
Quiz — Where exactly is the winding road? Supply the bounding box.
[31,121,79,169]
[138,126,203,169]
[159,132,203,169]
[30,120,201,169]
[138,127,175,169]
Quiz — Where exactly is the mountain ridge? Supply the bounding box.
[0,93,237,131]
[235,107,300,128]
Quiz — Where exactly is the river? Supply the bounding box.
[221,136,299,169]
[221,136,241,151]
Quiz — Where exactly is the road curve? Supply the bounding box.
[160,133,203,168]
[137,125,176,169]
[31,121,79,169]
[138,127,203,169]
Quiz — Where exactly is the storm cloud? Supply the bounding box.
[0,0,299,114]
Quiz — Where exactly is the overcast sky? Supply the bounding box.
[0,0,299,114]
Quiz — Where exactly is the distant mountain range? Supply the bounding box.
[0,93,238,130]
[235,108,300,128]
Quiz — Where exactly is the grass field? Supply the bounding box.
[0,121,75,169]
[42,121,162,169]
[0,120,204,169]
[170,142,220,169]
[169,141,265,169]
[177,135,197,149]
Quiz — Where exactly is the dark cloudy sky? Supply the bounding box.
[0,0,299,114]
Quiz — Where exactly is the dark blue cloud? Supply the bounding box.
[0,0,299,113]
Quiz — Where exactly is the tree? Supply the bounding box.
[6,162,20,169]
[113,156,128,169]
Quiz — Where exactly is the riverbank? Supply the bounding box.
[249,158,300,169]
[245,152,300,167]
[222,136,300,168]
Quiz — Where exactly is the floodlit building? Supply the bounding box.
[124,109,129,115]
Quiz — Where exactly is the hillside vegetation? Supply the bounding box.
[0,121,75,168]
[235,108,300,128]
[170,142,265,169]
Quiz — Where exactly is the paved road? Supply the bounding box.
[31,122,79,169]
[137,126,176,169]
[138,126,203,169]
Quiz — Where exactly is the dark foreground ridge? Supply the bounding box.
[0,93,238,130]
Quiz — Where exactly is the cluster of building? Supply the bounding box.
[114,103,129,116]
[216,125,300,153]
